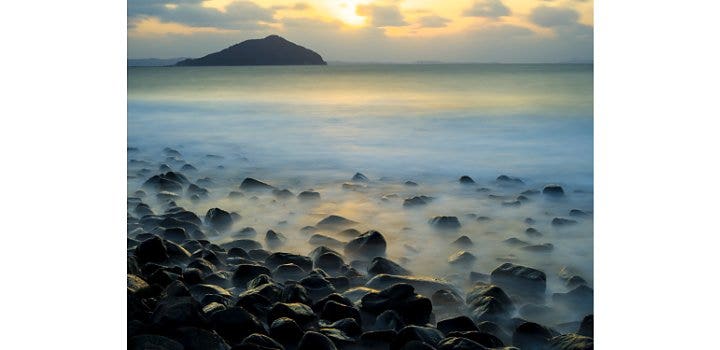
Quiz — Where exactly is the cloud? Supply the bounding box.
[127,0,275,30]
[356,4,408,27]
[530,6,580,27]
[418,15,451,28]
[463,0,511,18]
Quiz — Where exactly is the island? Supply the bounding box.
[175,35,327,66]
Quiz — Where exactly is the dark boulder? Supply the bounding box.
[240,178,275,191]
[512,322,553,350]
[273,264,306,282]
[390,326,444,350]
[452,236,473,247]
[569,209,590,217]
[525,227,542,237]
[448,251,476,266]
[320,300,361,324]
[496,175,524,186]
[297,331,338,350]
[546,334,593,350]
[360,283,433,325]
[273,188,294,199]
[405,181,418,186]
[317,215,357,229]
[266,252,313,272]
[173,326,231,350]
[542,185,565,197]
[345,230,387,258]
[465,283,514,323]
[437,316,479,335]
[352,172,369,182]
[298,190,321,201]
[490,263,546,300]
[210,307,266,345]
[552,285,593,315]
[270,317,304,346]
[551,217,578,226]
[128,335,184,350]
[368,257,411,276]
[459,176,475,184]
[436,337,488,350]
[445,331,504,348]
[268,302,318,329]
[300,273,336,300]
[403,196,433,208]
[265,230,287,247]
[152,296,207,329]
[309,234,345,248]
[429,216,461,230]
[521,243,554,253]
[135,236,169,264]
[232,264,272,288]
[205,208,233,232]
[240,333,285,350]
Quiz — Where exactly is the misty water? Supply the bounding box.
[128,64,593,328]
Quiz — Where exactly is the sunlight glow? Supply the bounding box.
[330,0,368,27]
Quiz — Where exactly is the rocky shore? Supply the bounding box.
[128,147,593,350]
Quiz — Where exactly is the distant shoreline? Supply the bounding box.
[128,61,594,68]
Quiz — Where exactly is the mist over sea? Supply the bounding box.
[128,64,592,187]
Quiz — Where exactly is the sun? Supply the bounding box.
[330,0,367,27]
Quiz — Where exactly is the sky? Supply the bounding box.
[128,0,593,63]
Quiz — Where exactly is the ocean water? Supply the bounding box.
[128,64,593,324]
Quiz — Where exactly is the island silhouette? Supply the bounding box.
[175,35,326,66]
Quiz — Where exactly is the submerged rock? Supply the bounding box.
[344,230,387,258]
[547,334,594,350]
[298,190,321,201]
[403,196,433,208]
[317,215,357,229]
[490,263,547,299]
[459,176,475,184]
[352,172,369,182]
[448,251,477,265]
[452,236,473,247]
[360,284,433,325]
[429,216,461,230]
[240,177,275,191]
[552,217,578,226]
[512,322,554,350]
[543,184,565,197]
[496,175,524,186]
[368,257,411,276]
[205,208,233,232]
[522,243,554,252]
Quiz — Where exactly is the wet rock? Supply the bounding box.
[342,183,365,191]
[297,331,338,350]
[317,215,357,229]
[270,317,304,346]
[525,228,542,237]
[569,209,590,218]
[232,264,272,288]
[309,234,345,248]
[436,337,487,350]
[445,331,504,348]
[345,230,387,258]
[437,316,479,335]
[248,249,271,261]
[173,326,231,350]
[491,263,546,300]
[298,190,321,201]
[542,185,565,197]
[496,175,524,186]
[466,283,514,323]
[135,236,169,264]
[128,335,184,350]
[352,172,369,182]
[502,238,529,247]
[187,183,209,198]
[452,236,473,247]
[552,285,593,315]
[273,188,294,199]
[240,333,284,349]
[512,322,553,350]
[233,227,257,238]
[577,314,593,337]
[429,216,461,230]
[502,200,522,207]
[566,276,588,288]
[477,321,511,345]
[546,334,593,350]
[282,283,311,304]
[360,283,433,325]
[405,181,418,186]
[368,257,411,276]
[127,274,150,294]
[338,228,361,238]
[366,274,460,299]
[476,216,491,222]
[222,239,262,251]
[266,252,313,272]
[143,174,184,193]
[320,300,361,324]
[134,203,154,217]
[205,208,233,232]
[300,273,336,300]
[269,303,319,329]
[310,247,345,272]
[273,264,306,282]
[210,307,266,345]
[459,176,475,184]
[152,296,207,329]
[403,196,433,208]
[161,227,189,243]
[240,178,275,191]
[448,251,476,265]
[551,218,578,226]
[265,230,287,247]
[391,326,444,350]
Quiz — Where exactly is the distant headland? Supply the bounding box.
[174,35,326,66]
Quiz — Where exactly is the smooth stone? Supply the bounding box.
[390,326,444,350]
[205,208,233,232]
[360,283,433,325]
[546,334,593,350]
[210,307,266,345]
[128,335,184,350]
[231,264,272,288]
[344,230,387,258]
[459,176,475,184]
[496,175,524,186]
[437,316,479,335]
[266,252,313,272]
[298,190,321,201]
[512,322,553,350]
[297,331,338,350]
[317,215,357,228]
[240,177,275,191]
[352,172,369,182]
[452,236,473,247]
[429,216,461,230]
[491,263,546,300]
[448,251,476,265]
[552,217,578,226]
[542,185,565,197]
[270,317,305,346]
[368,257,411,276]
[269,303,319,329]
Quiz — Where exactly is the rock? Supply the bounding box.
[521,243,554,253]
[161,227,189,243]
[344,230,387,258]
[360,283,433,325]
[502,238,529,247]
[391,326,444,350]
[352,172,369,182]
[273,188,294,199]
[205,208,233,232]
[300,273,336,300]
[310,247,345,272]
[210,307,266,345]
[491,263,546,300]
[432,289,464,310]
[542,185,565,197]
[232,264,272,288]
[466,283,514,323]
[266,252,313,272]
[233,227,258,238]
[546,334,593,350]
[512,322,553,350]
[569,209,590,218]
[552,285,593,315]
[448,251,476,265]
[142,174,184,192]
[338,228,361,237]
[282,283,311,304]
[551,218,578,226]
[309,234,345,248]
[342,182,365,191]
[496,175,524,186]
[436,337,487,350]
[128,335,184,350]
[405,181,418,186]
[445,331,504,348]
[240,177,275,191]
[317,215,357,229]
[577,314,593,337]
[241,333,285,350]
[459,176,475,184]
[270,317,304,346]
[297,331,338,350]
[298,190,321,201]
[152,296,207,329]
[429,216,461,230]
[525,228,542,237]
[366,274,461,299]
[187,183,209,198]
[403,196,433,208]
[566,276,587,288]
[452,236,473,247]
[519,304,557,325]
[173,327,231,350]
[222,239,262,251]
[228,191,244,198]
[188,284,232,301]
[273,264,306,282]
[437,316,479,335]
[502,200,521,207]
[269,303,319,329]
[368,257,411,276]
[135,236,169,264]
[265,230,287,247]
[320,300,361,324]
